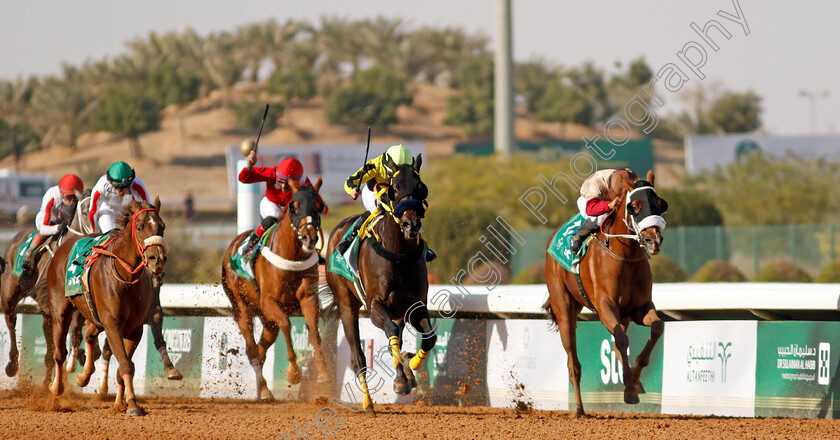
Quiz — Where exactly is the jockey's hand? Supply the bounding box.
[350,187,360,200]
[57,219,70,234]
[608,198,622,211]
[246,151,257,169]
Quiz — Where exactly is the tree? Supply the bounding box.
[707,90,763,133]
[267,62,316,103]
[444,55,494,136]
[92,87,161,158]
[0,119,40,165]
[326,65,413,127]
[534,78,594,128]
[30,68,97,150]
[514,60,553,114]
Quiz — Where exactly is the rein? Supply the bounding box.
[91,208,159,284]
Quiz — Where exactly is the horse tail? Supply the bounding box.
[317,276,339,322]
[542,298,559,331]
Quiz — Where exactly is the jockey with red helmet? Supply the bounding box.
[89,161,149,234]
[237,150,328,260]
[21,174,84,271]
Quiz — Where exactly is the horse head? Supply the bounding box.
[143,236,168,288]
[609,169,668,255]
[288,177,323,254]
[118,197,166,254]
[386,154,427,241]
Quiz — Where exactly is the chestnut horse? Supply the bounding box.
[323,156,436,417]
[221,181,329,400]
[1,197,86,380]
[544,169,668,417]
[47,199,165,416]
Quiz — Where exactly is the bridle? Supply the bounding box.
[601,186,662,245]
[91,208,163,284]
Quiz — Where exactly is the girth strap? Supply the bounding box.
[574,272,598,317]
[369,240,425,264]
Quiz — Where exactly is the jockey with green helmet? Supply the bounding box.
[89,161,149,234]
[21,174,84,271]
[336,144,435,261]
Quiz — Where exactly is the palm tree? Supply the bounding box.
[0,77,39,167]
[317,17,363,79]
[30,67,98,150]
[237,20,275,83]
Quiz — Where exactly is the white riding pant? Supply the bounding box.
[577,196,608,226]
[94,207,117,233]
[361,185,379,213]
[259,197,283,219]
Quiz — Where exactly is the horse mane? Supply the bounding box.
[115,200,156,229]
[601,169,640,231]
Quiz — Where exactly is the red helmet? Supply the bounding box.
[58,174,84,196]
[275,157,303,180]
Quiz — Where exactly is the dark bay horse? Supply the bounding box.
[544,169,668,417]
[323,156,436,417]
[47,199,165,416]
[221,181,330,400]
[1,196,87,379]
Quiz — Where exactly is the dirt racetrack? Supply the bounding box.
[2,389,840,440]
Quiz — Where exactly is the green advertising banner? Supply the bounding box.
[575,321,663,413]
[18,314,49,383]
[145,316,204,396]
[756,321,840,419]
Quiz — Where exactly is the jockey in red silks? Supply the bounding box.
[21,174,84,271]
[89,161,149,234]
[237,151,328,258]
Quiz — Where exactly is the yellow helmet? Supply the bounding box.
[385,145,413,171]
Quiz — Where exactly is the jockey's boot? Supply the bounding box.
[425,248,437,262]
[20,234,45,272]
[240,231,261,258]
[336,215,365,255]
[570,218,600,255]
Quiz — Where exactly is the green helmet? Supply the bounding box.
[107,161,135,188]
[385,145,413,171]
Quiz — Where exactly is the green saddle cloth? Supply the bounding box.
[65,234,110,297]
[327,227,359,282]
[12,231,38,277]
[227,224,279,281]
[546,213,592,274]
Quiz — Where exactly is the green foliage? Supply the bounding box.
[649,255,688,283]
[231,99,281,132]
[815,260,840,283]
[754,260,812,282]
[165,241,226,283]
[691,260,747,282]
[514,60,552,113]
[423,206,499,284]
[692,153,840,225]
[92,87,162,139]
[267,63,316,102]
[535,79,593,126]
[511,262,546,285]
[326,65,413,127]
[445,56,494,136]
[0,119,40,161]
[707,90,762,133]
[145,61,201,107]
[656,188,723,227]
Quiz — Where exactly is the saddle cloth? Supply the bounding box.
[546,213,592,274]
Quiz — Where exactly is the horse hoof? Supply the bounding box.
[5,361,18,377]
[624,392,640,405]
[166,368,183,381]
[575,409,586,418]
[126,407,146,416]
[394,381,411,396]
[76,374,91,388]
[635,382,646,395]
[259,388,275,401]
[409,378,417,389]
[286,366,303,385]
[364,406,376,418]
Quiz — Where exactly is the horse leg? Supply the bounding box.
[4,297,21,377]
[631,304,664,395]
[75,321,101,387]
[600,306,639,405]
[66,311,84,373]
[261,298,302,385]
[550,285,585,417]
[232,305,272,401]
[371,301,410,396]
[49,299,73,396]
[102,322,138,414]
[99,338,112,398]
[121,327,145,416]
[147,293,182,380]
[405,303,437,372]
[339,307,375,417]
[41,312,54,389]
[300,291,329,383]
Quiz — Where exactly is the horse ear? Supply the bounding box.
[647,170,655,187]
[385,154,398,174]
[154,196,161,211]
[414,154,422,172]
[314,175,323,192]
